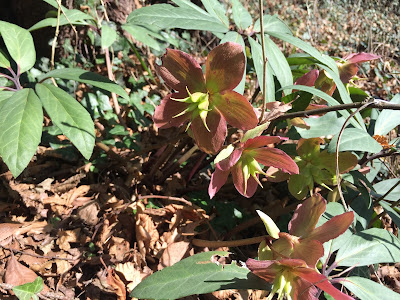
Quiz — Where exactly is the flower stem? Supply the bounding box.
[258,0,267,123]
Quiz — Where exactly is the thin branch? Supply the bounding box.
[258,0,267,123]
[335,101,374,212]
[274,100,400,122]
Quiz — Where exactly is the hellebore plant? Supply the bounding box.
[153,42,258,154]
[208,135,299,198]
[297,52,379,96]
[288,138,358,199]
[246,194,354,300]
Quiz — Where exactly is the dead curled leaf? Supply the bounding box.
[106,268,126,300]
[157,241,190,270]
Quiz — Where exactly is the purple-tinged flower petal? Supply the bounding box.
[293,268,354,300]
[306,211,354,243]
[292,276,319,300]
[295,69,319,87]
[217,148,243,171]
[244,136,287,149]
[153,92,191,128]
[292,238,324,267]
[208,167,230,199]
[343,52,380,64]
[231,162,259,198]
[156,49,206,93]
[252,148,299,174]
[205,42,245,93]
[289,194,326,237]
[212,90,258,130]
[191,110,226,154]
[245,258,281,283]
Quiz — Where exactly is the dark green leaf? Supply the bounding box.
[38,68,129,100]
[0,89,43,177]
[327,128,383,153]
[295,112,345,138]
[254,15,292,35]
[340,276,400,300]
[101,24,117,49]
[374,94,400,136]
[0,21,36,73]
[231,0,252,30]
[127,4,229,33]
[264,35,293,95]
[372,178,400,201]
[201,0,229,27]
[131,251,269,299]
[13,277,43,300]
[122,24,161,51]
[335,228,400,266]
[36,83,95,160]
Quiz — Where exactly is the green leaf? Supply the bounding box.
[220,32,246,94]
[335,228,400,266]
[0,89,43,177]
[264,35,293,95]
[241,122,270,143]
[122,24,161,51]
[13,277,43,300]
[127,4,229,33]
[38,68,129,100]
[340,276,400,300]
[374,94,400,136]
[380,200,400,228]
[101,24,117,49]
[0,21,36,73]
[231,0,252,30]
[35,83,95,160]
[281,84,361,129]
[266,31,338,74]
[201,0,229,28]
[372,178,400,201]
[29,9,94,31]
[0,91,14,105]
[0,48,10,68]
[249,37,275,103]
[131,251,269,299]
[254,15,292,35]
[327,128,383,153]
[214,144,235,164]
[295,112,345,139]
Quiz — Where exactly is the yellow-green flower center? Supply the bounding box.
[240,152,266,194]
[171,87,211,131]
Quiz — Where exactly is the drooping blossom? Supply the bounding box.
[153,42,258,154]
[257,194,354,266]
[247,194,355,300]
[208,136,299,198]
[246,258,354,300]
[296,52,379,96]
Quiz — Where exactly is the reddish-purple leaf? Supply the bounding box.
[212,90,258,130]
[153,92,191,128]
[289,194,326,237]
[208,167,230,199]
[245,258,281,282]
[292,276,319,300]
[295,69,319,87]
[205,42,245,93]
[252,148,299,175]
[244,136,286,149]
[344,52,380,64]
[191,110,226,154]
[307,211,354,243]
[156,49,206,93]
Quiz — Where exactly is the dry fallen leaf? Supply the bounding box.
[57,228,81,251]
[158,241,190,270]
[107,268,126,300]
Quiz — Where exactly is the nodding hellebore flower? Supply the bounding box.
[296,52,379,96]
[246,194,355,300]
[153,42,258,154]
[208,136,299,198]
